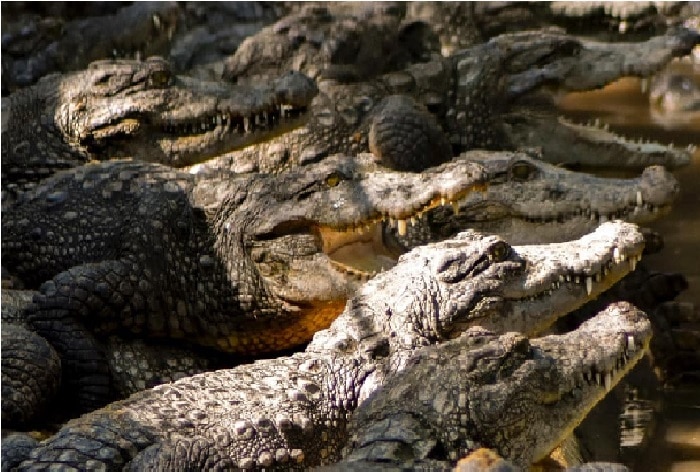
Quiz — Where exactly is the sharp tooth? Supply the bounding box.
[636,191,643,206]
[452,201,460,215]
[627,335,635,352]
[440,197,447,206]
[397,219,407,236]
[613,247,621,263]
[559,275,565,282]
[586,276,593,296]
[596,372,601,385]
[604,372,613,390]
[629,256,637,271]
[410,216,417,226]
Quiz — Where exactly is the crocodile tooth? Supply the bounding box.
[594,118,600,127]
[397,219,407,236]
[565,274,571,282]
[604,372,613,390]
[636,191,643,206]
[559,275,565,283]
[451,201,460,215]
[596,372,601,386]
[586,277,593,296]
[627,335,635,352]
[440,197,447,206]
[410,217,416,227]
[629,256,637,271]
[613,247,621,263]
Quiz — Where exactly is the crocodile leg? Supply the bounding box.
[25,259,142,411]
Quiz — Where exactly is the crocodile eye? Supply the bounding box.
[489,241,510,262]
[510,161,535,182]
[326,172,342,187]
[150,69,171,87]
[94,74,111,86]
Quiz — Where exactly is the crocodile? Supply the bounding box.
[12,224,650,469]
[1,55,317,196]
[1,153,488,413]
[1,2,181,94]
[197,28,699,175]
[326,302,651,471]
[391,150,679,247]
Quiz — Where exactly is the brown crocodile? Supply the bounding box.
[1,153,487,413]
[1,55,317,196]
[11,224,650,469]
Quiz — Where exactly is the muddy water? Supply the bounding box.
[557,59,700,471]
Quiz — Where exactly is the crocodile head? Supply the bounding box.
[312,220,645,362]
[392,151,679,246]
[53,56,317,166]
[341,302,652,469]
[199,154,489,352]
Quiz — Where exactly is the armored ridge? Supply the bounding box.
[1,154,487,412]
[15,226,650,470]
[1,56,317,196]
[393,150,679,247]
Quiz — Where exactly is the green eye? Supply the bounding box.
[489,241,509,262]
[150,69,171,87]
[326,172,341,187]
[510,161,534,182]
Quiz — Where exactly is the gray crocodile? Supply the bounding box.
[392,150,679,247]
[1,55,317,195]
[13,224,650,469]
[1,153,488,412]
[198,28,698,175]
[327,302,651,471]
[1,2,181,94]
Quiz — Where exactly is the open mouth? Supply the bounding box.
[155,104,308,136]
[84,103,310,159]
[317,187,486,279]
